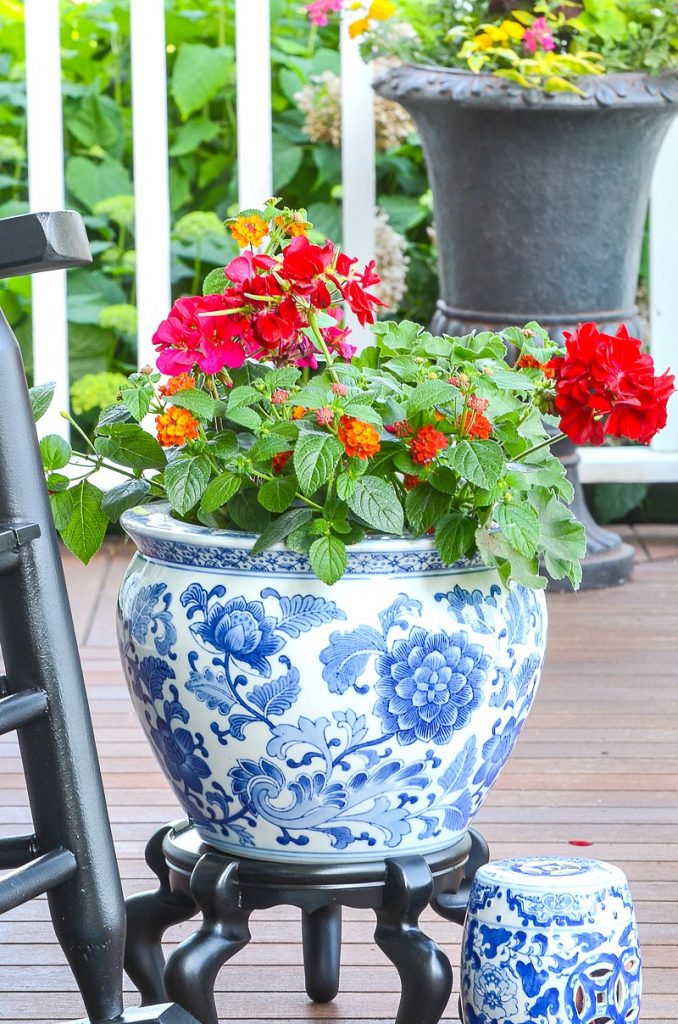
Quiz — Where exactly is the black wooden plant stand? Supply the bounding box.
[125,820,490,1024]
[0,211,197,1024]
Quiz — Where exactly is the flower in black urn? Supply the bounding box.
[190,596,284,676]
[374,627,489,745]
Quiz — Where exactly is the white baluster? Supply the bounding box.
[235,0,273,209]
[340,15,376,350]
[24,0,69,437]
[130,0,172,368]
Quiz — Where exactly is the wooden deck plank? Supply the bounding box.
[0,541,676,1021]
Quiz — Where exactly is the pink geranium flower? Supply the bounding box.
[305,0,342,28]
[152,294,248,376]
[523,16,556,53]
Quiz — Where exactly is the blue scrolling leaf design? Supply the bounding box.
[261,588,346,637]
[139,656,175,702]
[249,666,301,717]
[438,736,477,795]
[378,593,422,637]
[320,625,386,694]
[186,666,235,716]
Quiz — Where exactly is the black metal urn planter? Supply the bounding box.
[374,65,678,589]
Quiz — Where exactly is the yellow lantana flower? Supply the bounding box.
[368,0,396,20]
[500,19,526,40]
[348,15,371,37]
[229,214,269,249]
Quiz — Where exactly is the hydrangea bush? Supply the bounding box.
[36,201,674,589]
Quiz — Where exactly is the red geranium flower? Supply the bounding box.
[549,322,675,445]
[282,236,334,282]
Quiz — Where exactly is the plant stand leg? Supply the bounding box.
[125,825,197,1005]
[164,857,251,1024]
[301,905,342,1002]
[375,857,453,1024]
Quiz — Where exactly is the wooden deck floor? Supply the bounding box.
[1,529,677,1024]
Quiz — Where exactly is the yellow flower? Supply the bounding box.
[348,16,371,37]
[472,31,495,50]
[501,19,526,40]
[229,214,269,249]
[368,0,396,20]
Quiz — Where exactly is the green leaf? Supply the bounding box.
[476,527,546,590]
[60,481,108,565]
[249,433,295,462]
[29,382,56,423]
[50,489,75,532]
[98,403,133,428]
[169,389,216,420]
[171,43,234,119]
[495,502,541,558]
[336,473,356,501]
[65,156,132,212]
[121,384,152,422]
[539,498,587,584]
[450,440,505,490]
[293,433,343,496]
[95,425,166,472]
[39,434,72,472]
[224,405,261,430]
[228,489,271,533]
[250,507,314,555]
[309,534,347,586]
[436,512,477,564]
[406,380,458,418]
[200,472,242,513]
[46,472,70,493]
[169,118,221,156]
[164,455,211,515]
[484,366,536,392]
[292,385,332,410]
[341,402,382,426]
[347,475,404,535]
[101,479,152,522]
[202,267,227,295]
[257,476,297,513]
[405,484,450,535]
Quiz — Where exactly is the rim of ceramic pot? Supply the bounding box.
[475,857,628,893]
[119,502,490,576]
[374,62,678,112]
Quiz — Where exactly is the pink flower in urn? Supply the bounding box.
[304,0,342,27]
[523,17,556,53]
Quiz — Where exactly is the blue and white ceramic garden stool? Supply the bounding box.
[460,856,642,1024]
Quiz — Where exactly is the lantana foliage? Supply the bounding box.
[36,202,674,590]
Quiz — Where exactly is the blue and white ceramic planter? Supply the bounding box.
[461,857,642,1024]
[117,505,547,864]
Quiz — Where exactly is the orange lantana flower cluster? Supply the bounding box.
[156,406,200,448]
[272,450,293,474]
[516,353,555,378]
[158,373,195,397]
[410,425,448,465]
[338,416,381,460]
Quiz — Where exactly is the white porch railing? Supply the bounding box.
[22,0,678,481]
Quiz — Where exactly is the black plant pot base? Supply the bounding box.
[125,820,490,1024]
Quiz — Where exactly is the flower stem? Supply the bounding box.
[307,309,340,383]
[513,431,568,462]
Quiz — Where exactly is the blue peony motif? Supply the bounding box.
[375,628,490,745]
[189,596,284,676]
[472,716,519,790]
[149,718,210,794]
[474,966,519,1022]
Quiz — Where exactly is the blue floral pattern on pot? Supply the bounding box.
[461,857,642,1024]
[117,506,547,863]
